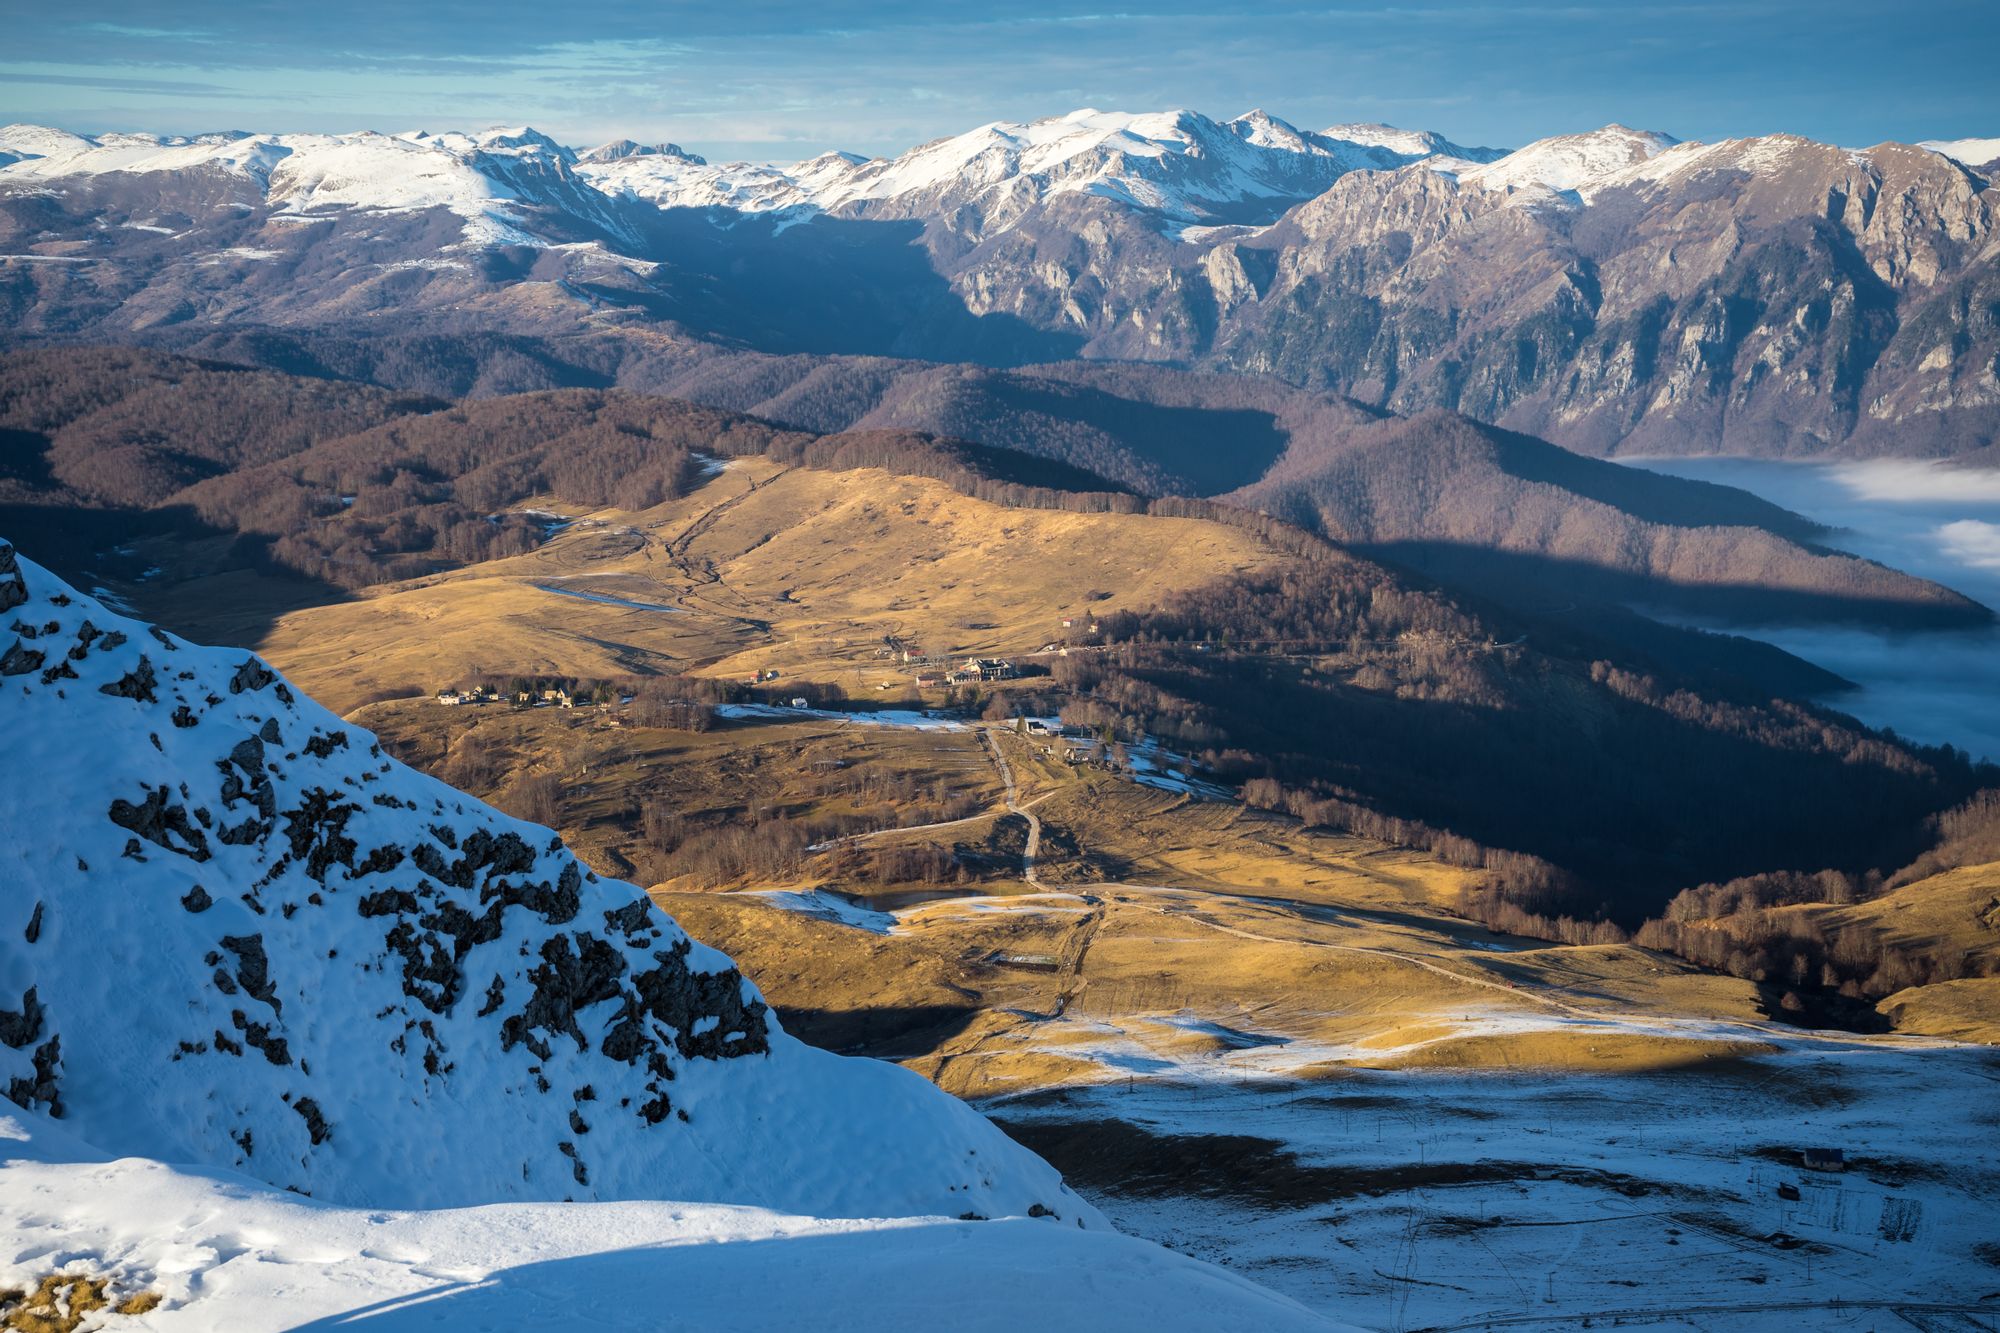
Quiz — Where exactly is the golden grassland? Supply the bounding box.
[178,461,1995,1094]
[1878,977,2000,1043]
[185,460,1284,714]
[356,697,1004,886]
[664,776,1797,1098]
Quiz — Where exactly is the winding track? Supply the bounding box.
[981,728,1042,887]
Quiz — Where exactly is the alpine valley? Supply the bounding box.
[2,92,2000,1333]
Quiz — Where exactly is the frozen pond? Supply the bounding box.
[1621,457,2000,763]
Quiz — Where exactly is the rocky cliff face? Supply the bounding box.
[0,540,1089,1221]
[1216,135,2000,456]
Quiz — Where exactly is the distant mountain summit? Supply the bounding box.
[0,539,1087,1219]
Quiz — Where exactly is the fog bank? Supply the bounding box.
[1621,457,2000,764]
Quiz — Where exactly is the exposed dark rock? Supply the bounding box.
[5,1034,61,1116]
[181,885,214,912]
[631,937,771,1061]
[384,921,459,1013]
[351,844,405,877]
[0,543,24,614]
[0,987,44,1048]
[231,1009,292,1065]
[292,1096,330,1145]
[603,899,652,936]
[0,638,43,676]
[220,934,280,1013]
[415,828,540,892]
[230,658,276,694]
[557,1138,588,1186]
[500,933,629,1057]
[108,785,212,862]
[67,620,102,660]
[99,654,158,703]
[358,888,421,917]
[279,787,359,882]
[304,729,349,758]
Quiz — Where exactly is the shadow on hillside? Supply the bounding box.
[613,210,1090,367]
[0,500,355,651]
[1365,539,1995,631]
[1483,423,1827,542]
[776,1003,983,1061]
[1144,645,1991,916]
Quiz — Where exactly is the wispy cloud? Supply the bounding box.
[2,0,1994,158]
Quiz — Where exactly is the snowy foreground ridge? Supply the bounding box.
[0,541,1346,1329]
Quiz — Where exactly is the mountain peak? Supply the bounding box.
[1455,124,1678,194]
[581,138,708,165]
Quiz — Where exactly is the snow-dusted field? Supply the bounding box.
[0,1112,1355,1332]
[990,1034,2000,1331]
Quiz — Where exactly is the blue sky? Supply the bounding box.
[4,2,1996,161]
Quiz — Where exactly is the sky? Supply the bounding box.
[3,2,1996,163]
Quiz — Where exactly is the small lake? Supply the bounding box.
[1620,457,2000,764]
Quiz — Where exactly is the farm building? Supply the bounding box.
[959,657,1017,681]
[1801,1148,1847,1173]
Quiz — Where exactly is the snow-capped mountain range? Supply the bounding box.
[2,110,1996,458]
[0,109,1503,234]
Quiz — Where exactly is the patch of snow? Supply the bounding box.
[531,580,683,612]
[715,703,968,731]
[743,890,899,934]
[989,1029,1998,1331]
[578,152,817,214]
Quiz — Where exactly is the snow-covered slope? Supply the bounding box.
[571,107,1494,229]
[0,540,1088,1223]
[1452,124,1679,196]
[1320,121,1502,163]
[808,107,1482,222]
[577,143,822,215]
[0,125,620,247]
[1,1109,1350,1331]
